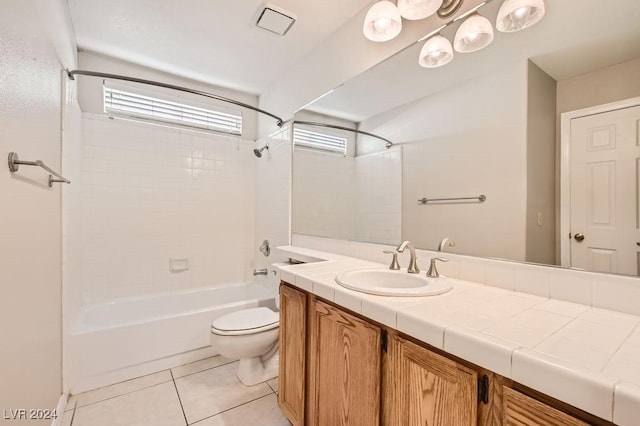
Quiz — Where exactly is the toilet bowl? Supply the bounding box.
[210,306,279,386]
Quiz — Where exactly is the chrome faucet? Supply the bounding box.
[438,237,456,252]
[396,241,419,274]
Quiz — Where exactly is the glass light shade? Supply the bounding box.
[454,14,494,53]
[418,35,453,68]
[363,1,402,42]
[496,0,545,32]
[398,0,443,20]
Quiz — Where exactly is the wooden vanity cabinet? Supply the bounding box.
[278,282,604,426]
[307,299,382,425]
[278,284,307,426]
[503,387,588,426]
[382,333,478,426]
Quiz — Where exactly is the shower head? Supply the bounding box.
[253,144,269,158]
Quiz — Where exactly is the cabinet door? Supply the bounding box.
[307,299,381,426]
[383,334,478,426]
[503,387,588,426]
[278,284,307,426]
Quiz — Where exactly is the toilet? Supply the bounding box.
[210,306,279,386]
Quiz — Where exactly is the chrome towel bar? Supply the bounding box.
[8,152,70,187]
[418,195,486,204]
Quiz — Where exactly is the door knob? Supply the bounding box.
[574,233,585,242]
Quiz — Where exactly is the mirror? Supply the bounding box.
[292,0,640,276]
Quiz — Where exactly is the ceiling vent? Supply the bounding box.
[254,3,296,36]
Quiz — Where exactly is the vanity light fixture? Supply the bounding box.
[398,0,444,20]
[496,0,545,32]
[418,34,454,67]
[453,13,494,53]
[363,1,403,42]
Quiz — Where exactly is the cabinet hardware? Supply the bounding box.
[478,374,489,404]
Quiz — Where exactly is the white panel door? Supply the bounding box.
[570,105,640,275]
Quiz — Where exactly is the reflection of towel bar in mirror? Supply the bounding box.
[418,195,486,204]
[8,152,71,187]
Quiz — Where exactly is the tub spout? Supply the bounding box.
[253,268,268,276]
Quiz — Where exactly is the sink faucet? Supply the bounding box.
[438,237,456,252]
[396,241,419,274]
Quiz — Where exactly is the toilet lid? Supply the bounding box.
[211,307,279,335]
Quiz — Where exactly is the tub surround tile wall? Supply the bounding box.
[278,240,640,424]
[293,146,401,245]
[66,114,256,308]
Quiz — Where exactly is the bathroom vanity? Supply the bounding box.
[278,282,605,426]
[271,244,640,426]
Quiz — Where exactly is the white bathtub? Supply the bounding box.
[67,282,274,393]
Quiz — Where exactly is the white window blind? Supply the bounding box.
[103,86,242,135]
[293,127,347,154]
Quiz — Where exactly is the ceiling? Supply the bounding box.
[68,0,373,95]
[307,0,640,122]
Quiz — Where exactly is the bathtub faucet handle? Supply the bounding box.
[259,240,270,257]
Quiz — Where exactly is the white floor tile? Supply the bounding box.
[61,410,74,426]
[174,361,272,424]
[193,394,288,426]
[267,377,279,393]
[70,370,173,408]
[171,356,236,379]
[72,382,185,426]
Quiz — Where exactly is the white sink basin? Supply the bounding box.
[335,268,453,297]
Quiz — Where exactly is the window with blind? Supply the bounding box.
[293,127,347,154]
[103,86,243,135]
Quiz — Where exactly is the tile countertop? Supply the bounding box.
[273,246,640,426]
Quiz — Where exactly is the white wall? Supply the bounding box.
[292,145,402,245]
[354,147,402,245]
[64,115,256,308]
[526,61,557,265]
[293,149,356,240]
[254,127,293,293]
[1,0,77,418]
[360,61,529,260]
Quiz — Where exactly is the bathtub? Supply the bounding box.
[67,282,274,393]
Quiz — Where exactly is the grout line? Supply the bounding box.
[171,370,189,426]
[69,407,76,426]
[71,376,174,410]
[173,359,239,380]
[188,393,275,425]
[72,357,236,411]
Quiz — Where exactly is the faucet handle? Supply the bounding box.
[383,250,401,270]
[427,257,449,278]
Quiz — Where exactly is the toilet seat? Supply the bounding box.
[211,307,279,336]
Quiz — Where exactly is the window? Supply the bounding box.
[293,127,347,154]
[103,86,243,135]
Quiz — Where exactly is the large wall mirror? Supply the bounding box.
[292,0,640,276]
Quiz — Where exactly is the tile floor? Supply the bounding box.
[62,356,288,426]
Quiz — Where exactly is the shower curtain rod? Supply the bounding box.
[292,120,393,148]
[67,70,284,127]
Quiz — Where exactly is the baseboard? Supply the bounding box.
[51,394,68,426]
[68,346,218,394]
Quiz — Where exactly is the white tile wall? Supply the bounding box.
[354,147,402,245]
[291,234,640,319]
[292,149,356,240]
[65,114,256,306]
[292,146,401,245]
